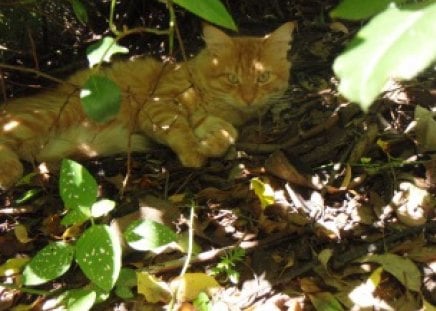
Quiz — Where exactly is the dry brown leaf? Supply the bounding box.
[408,246,436,263]
[329,22,349,33]
[14,224,32,243]
[413,105,436,152]
[265,151,318,189]
[300,277,321,294]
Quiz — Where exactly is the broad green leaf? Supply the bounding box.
[173,0,237,31]
[71,0,88,25]
[91,199,116,218]
[331,0,407,20]
[22,242,74,286]
[75,225,122,291]
[362,253,421,291]
[80,75,121,122]
[60,159,97,211]
[309,292,344,311]
[250,177,275,209]
[333,1,436,110]
[86,37,128,68]
[114,268,137,299]
[124,219,177,251]
[59,288,96,311]
[61,205,92,226]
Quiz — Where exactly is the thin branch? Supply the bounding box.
[0,63,77,87]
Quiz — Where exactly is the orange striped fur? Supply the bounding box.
[0,23,294,189]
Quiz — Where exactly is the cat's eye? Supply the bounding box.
[257,71,271,83]
[226,73,239,84]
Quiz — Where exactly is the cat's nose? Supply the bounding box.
[241,92,255,105]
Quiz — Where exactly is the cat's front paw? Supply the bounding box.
[194,117,238,157]
[177,150,207,168]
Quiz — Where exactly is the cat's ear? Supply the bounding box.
[202,24,233,53]
[264,22,295,53]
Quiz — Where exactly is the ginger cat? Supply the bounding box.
[0,22,294,189]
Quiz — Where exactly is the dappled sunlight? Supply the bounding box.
[253,61,264,71]
[218,128,236,144]
[3,120,19,132]
[78,143,98,157]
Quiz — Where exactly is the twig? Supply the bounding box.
[180,203,195,275]
[0,63,76,87]
[148,230,305,274]
[27,27,39,71]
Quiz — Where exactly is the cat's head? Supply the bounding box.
[192,22,295,112]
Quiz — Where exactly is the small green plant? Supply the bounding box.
[211,247,246,284]
[20,159,180,310]
[21,159,121,309]
[331,0,436,110]
[193,292,213,311]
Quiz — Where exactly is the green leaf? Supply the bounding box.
[333,1,436,110]
[193,292,212,311]
[250,177,275,209]
[61,205,92,226]
[331,0,407,20]
[75,225,122,291]
[86,37,128,68]
[363,253,422,292]
[91,199,116,218]
[309,292,344,311]
[71,0,88,25]
[58,288,96,311]
[80,75,121,122]
[14,188,41,204]
[60,159,97,211]
[173,0,237,31]
[124,220,177,251]
[115,268,137,299]
[22,242,74,286]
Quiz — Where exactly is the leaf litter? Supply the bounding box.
[0,0,435,310]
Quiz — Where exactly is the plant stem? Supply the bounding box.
[179,202,195,276]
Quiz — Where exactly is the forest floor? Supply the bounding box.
[0,0,435,310]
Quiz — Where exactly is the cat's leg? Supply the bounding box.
[0,144,24,190]
[138,108,207,167]
[192,115,238,157]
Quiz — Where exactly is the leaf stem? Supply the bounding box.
[179,201,195,276]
